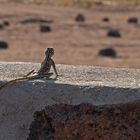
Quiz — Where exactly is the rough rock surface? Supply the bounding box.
[27,101,140,140]
[0,62,140,140]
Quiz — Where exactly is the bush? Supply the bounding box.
[128,17,138,24]
[0,41,8,49]
[40,25,51,33]
[102,17,110,22]
[75,14,85,22]
[98,47,117,58]
[107,29,121,38]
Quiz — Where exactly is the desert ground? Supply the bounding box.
[0,2,140,68]
[0,2,140,140]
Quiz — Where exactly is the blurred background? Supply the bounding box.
[0,0,140,68]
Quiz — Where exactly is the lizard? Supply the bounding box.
[0,48,58,91]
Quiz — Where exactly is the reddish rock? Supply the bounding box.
[28,101,140,140]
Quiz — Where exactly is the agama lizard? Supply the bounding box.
[0,48,58,90]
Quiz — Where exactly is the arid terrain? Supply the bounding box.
[0,2,140,68]
[0,2,140,140]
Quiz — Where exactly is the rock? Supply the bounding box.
[102,17,109,22]
[0,41,8,49]
[128,17,138,24]
[27,101,140,140]
[0,24,4,30]
[3,20,10,26]
[107,29,121,38]
[75,14,85,22]
[27,110,54,140]
[98,47,117,58]
[40,25,51,33]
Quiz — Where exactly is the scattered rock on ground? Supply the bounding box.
[75,14,85,22]
[40,25,51,33]
[102,17,109,22]
[27,101,140,140]
[98,47,117,58]
[3,20,10,26]
[107,29,121,38]
[0,41,8,49]
[128,17,138,24]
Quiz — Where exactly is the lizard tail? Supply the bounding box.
[0,77,29,91]
[23,70,35,77]
[0,70,37,91]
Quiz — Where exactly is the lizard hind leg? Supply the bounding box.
[44,73,53,79]
[23,70,35,77]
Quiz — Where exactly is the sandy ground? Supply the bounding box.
[0,3,140,68]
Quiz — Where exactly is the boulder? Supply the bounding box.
[27,102,140,140]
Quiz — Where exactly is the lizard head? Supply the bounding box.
[45,48,54,58]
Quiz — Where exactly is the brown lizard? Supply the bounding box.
[0,48,58,90]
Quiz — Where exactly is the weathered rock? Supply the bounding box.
[107,29,121,38]
[75,14,85,22]
[98,47,117,58]
[27,110,54,140]
[28,101,140,140]
[0,62,140,140]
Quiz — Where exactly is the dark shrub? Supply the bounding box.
[3,21,10,26]
[0,41,8,49]
[107,29,121,38]
[128,17,138,24]
[99,47,117,58]
[40,25,51,33]
[102,17,109,22]
[20,18,53,24]
[75,14,85,22]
